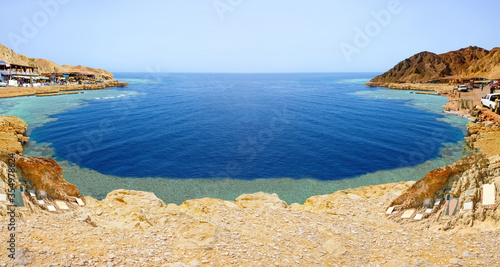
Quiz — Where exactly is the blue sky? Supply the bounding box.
[1,0,499,73]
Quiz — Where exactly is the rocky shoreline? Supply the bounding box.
[1,88,500,265]
[0,82,129,99]
[365,82,455,92]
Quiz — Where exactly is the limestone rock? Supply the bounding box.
[13,247,35,266]
[176,221,216,250]
[179,198,239,217]
[84,189,169,229]
[101,189,166,208]
[236,192,287,209]
[390,154,487,210]
[15,155,82,201]
[389,154,500,230]
[0,115,28,154]
[302,182,414,214]
[466,121,500,155]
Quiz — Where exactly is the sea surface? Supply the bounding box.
[0,73,471,204]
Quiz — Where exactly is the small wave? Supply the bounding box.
[443,110,472,119]
[337,78,371,84]
[93,92,138,101]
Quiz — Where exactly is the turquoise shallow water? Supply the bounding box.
[0,73,471,204]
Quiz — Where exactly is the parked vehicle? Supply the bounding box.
[481,93,500,110]
[458,85,468,92]
[0,82,7,87]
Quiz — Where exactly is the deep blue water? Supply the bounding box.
[30,73,465,180]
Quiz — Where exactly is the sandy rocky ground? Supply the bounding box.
[2,182,500,267]
[2,86,500,266]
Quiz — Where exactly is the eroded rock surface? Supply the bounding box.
[0,115,28,154]
[16,155,82,201]
[388,154,500,231]
[2,182,500,266]
[0,152,83,216]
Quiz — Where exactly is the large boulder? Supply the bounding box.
[0,115,29,154]
[15,155,82,201]
[390,155,486,210]
[83,189,169,229]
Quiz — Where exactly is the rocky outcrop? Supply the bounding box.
[387,153,500,230]
[16,155,82,201]
[299,181,414,215]
[0,116,81,210]
[83,189,168,229]
[368,46,499,84]
[390,154,487,210]
[0,151,84,217]
[0,115,29,154]
[466,120,500,156]
[0,42,114,80]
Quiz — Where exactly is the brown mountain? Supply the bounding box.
[0,43,114,80]
[370,46,499,83]
[465,47,500,79]
[370,51,451,83]
[438,46,489,75]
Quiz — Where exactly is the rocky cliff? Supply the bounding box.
[0,152,83,210]
[0,43,114,80]
[369,46,499,83]
[0,115,29,154]
[388,153,500,231]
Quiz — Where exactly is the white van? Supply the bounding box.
[481,93,500,110]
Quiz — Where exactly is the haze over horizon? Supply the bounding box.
[1,0,499,73]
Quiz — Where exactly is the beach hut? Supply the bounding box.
[440,75,461,84]
[0,61,9,84]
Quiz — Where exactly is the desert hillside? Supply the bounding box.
[370,46,500,83]
[0,43,114,80]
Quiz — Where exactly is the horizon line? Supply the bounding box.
[111,71,382,74]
